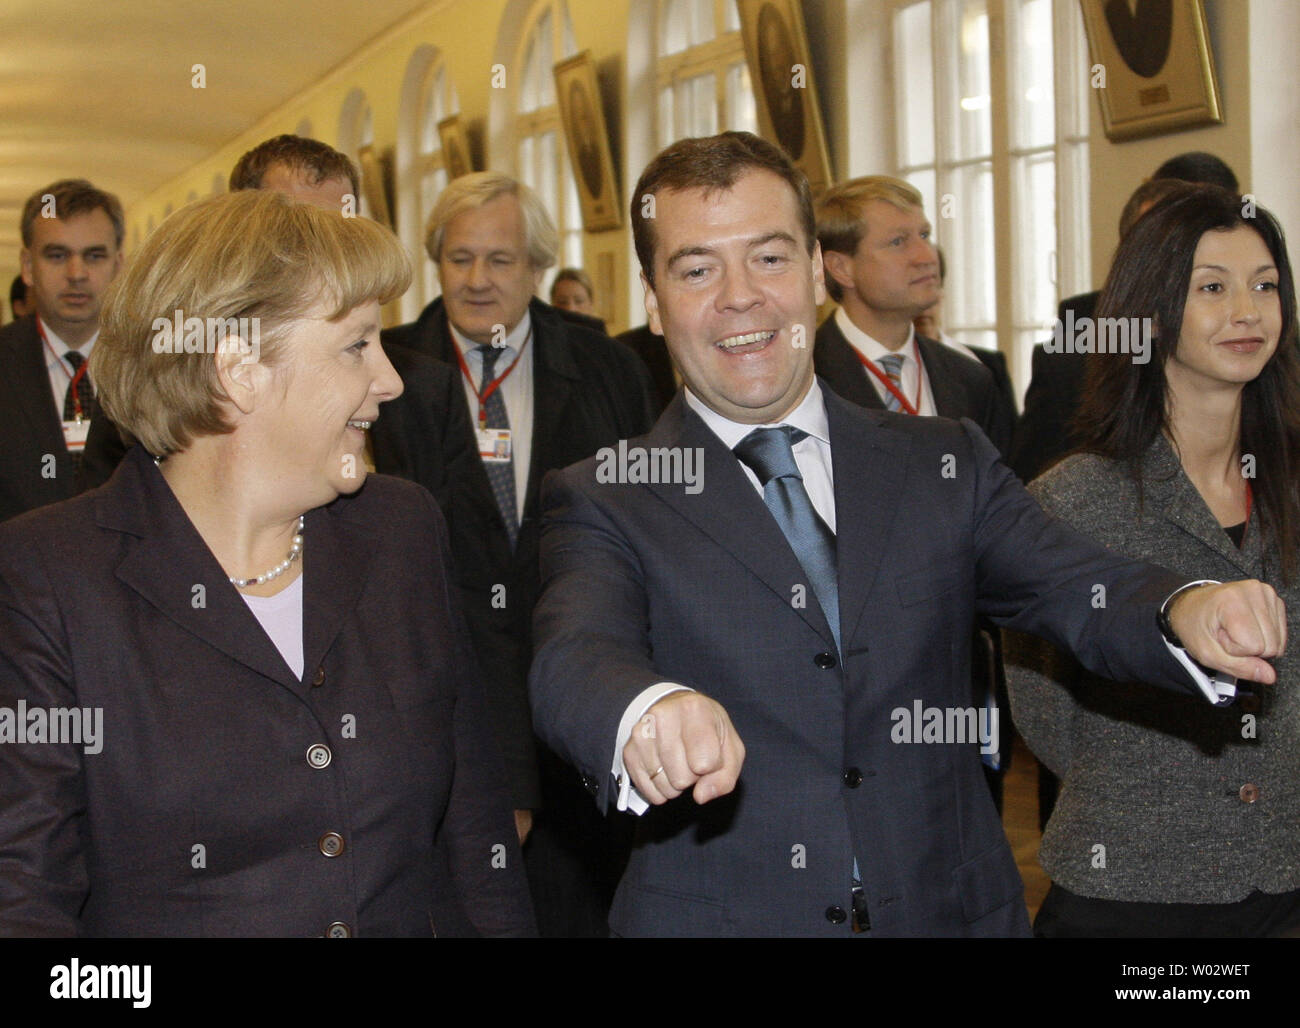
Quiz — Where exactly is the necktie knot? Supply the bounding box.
[877,352,903,381]
[733,425,808,487]
[64,350,85,371]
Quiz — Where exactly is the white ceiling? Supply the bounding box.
[0,0,436,275]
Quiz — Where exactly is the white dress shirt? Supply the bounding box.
[834,306,936,416]
[450,313,535,525]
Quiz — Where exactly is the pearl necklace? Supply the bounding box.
[229,516,305,589]
[151,456,304,589]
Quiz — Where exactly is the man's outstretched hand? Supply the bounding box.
[1169,580,1286,684]
[623,692,745,805]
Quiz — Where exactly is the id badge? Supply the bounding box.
[477,427,512,463]
[62,419,90,451]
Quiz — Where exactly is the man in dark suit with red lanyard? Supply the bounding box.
[812,175,1013,805]
[0,179,123,523]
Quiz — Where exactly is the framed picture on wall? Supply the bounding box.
[554,52,623,233]
[737,0,833,197]
[357,144,391,228]
[437,115,474,180]
[1080,0,1222,141]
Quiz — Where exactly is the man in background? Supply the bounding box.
[0,179,123,522]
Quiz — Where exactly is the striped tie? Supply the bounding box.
[876,353,904,413]
[477,345,519,549]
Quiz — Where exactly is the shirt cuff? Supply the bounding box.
[1160,580,1237,706]
[612,683,693,814]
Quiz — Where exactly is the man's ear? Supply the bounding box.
[811,242,827,307]
[821,248,854,298]
[641,271,663,337]
[214,342,274,417]
[19,248,33,289]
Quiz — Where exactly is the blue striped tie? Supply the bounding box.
[733,426,839,653]
[477,345,519,549]
[877,353,904,412]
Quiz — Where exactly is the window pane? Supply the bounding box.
[691,0,714,45]
[944,159,994,328]
[538,131,558,226]
[659,85,676,148]
[1013,151,1057,330]
[954,0,991,159]
[662,0,688,54]
[725,61,757,133]
[1012,0,1054,148]
[904,168,937,236]
[681,72,717,138]
[894,1,934,168]
[722,0,740,33]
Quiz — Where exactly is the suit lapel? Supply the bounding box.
[1142,438,1263,580]
[814,318,885,411]
[916,335,963,418]
[9,320,68,458]
[423,300,512,538]
[824,389,911,650]
[99,448,350,695]
[644,398,837,648]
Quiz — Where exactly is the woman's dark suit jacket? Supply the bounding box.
[0,446,534,937]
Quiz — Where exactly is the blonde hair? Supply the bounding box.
[424,172,558,270]
[93,189,410,455]
[816,176,925,301]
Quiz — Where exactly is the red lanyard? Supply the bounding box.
[855,339,924,416]
[453,330,531,429]
[37,316,91,420]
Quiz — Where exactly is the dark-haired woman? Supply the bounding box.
[1007,185,1300,937]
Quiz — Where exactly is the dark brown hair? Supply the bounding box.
[631,131,814,286]
[21,179,124,249]
[1075,185,1300,579]
[228,134,360,196]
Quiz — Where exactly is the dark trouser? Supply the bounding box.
[1034,881,1300,938]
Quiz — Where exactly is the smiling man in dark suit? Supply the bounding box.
[383,172,655,935]
[0,179,123,523]
[528,131,1287,937]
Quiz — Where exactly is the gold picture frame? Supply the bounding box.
[437,115,474,180]
[554,52,623,232]
[1079,0,1222,142]
[357,144,391,228]
[737,0,833,197]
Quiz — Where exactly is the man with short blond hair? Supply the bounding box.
[812,175,1009,453]
[0,179,123,521]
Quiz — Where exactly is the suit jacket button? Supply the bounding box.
[312,666,326,687]
[306,744,332,769]
[825,905,847,925]
[814,652,837,669]
[325,922,351,938]
[319,832,345,857]
[842,767,863,788]
[1239,783,1260,803]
